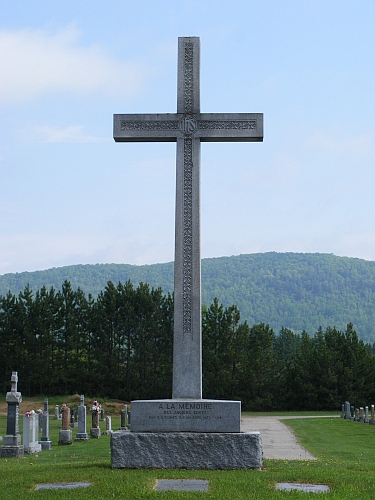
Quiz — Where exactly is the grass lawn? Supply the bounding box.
[0,411,374,498]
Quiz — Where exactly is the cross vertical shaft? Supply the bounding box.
[173,37,202,398]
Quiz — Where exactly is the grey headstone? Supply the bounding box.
[75,394,89,441]
[39,398,52,450]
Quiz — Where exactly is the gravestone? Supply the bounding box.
[120,405,128,430]
[39,398,52,450]
[111,37,263,469]
[365,406,369,423]
[344,400,351,420]
[23,411,41,454]
[370,404,375,425]
[38,408,43,432]
[103,416,113,434]
[0,372,24,458]
[54,405,60,420]
[58,405,72,445]
[75,395,89,441]
[359,407,364,422]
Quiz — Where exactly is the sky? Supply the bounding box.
[0,0,374,275]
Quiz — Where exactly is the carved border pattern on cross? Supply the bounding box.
[182,139,193,335]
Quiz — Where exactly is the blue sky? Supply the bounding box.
[0,1,374,274]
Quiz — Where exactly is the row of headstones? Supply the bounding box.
[341,401,375,424]
[27,396,129,449]
[52,405,106,424]
[0,372,129,458]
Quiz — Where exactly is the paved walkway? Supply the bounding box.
[241,416,317,460]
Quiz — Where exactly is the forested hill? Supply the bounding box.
[1,252,375,343]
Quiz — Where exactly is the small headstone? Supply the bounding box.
[344,401,351,420]
[39,398,52,450]
[0,371,24,458]
[100,408,105,421]
[350,405,355,420]
[58,405,72,445]
[340,403,345,418]
[23,411,41,454]
[54,405,60,420]
[365,406,369,423]
[103,416,113,434]
[75,395,89,441]
[155,479,209,491]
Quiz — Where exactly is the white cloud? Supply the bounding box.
[304,130,374,156]
[23,124,110,144]
[0,25,147,104]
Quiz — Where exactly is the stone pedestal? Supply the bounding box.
[111,431,262,469]
[111,398,262,469]
[58,429,72,445]
[90,428,101,438]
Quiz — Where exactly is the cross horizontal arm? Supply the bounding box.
[114,112,263,143]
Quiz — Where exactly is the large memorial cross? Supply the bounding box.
[114,37,263,400]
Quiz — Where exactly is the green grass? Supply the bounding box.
[0,414,374,498]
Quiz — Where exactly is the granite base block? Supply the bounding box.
[40,440,52,451]
[75,433,89,441]
[111,431,263,469]
[58,429,72,445]
[0,445,24,458]
[90,428,101,438]
[25,442,42,454]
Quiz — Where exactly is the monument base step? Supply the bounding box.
[111,431,262,469]
[25,443,42,454]
[0,445,24,458]
[130,399,241,432]
[39,440,52,450]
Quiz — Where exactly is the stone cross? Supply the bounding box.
[114,37,263,399]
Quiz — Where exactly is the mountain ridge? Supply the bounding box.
[1,252,374,343]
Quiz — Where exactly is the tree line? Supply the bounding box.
[1,281,374,410]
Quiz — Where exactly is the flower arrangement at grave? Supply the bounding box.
[25,410,36,417]
[91,400,101,414]
[90,400,101,433]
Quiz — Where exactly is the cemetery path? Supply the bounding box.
[241,416,317,460]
